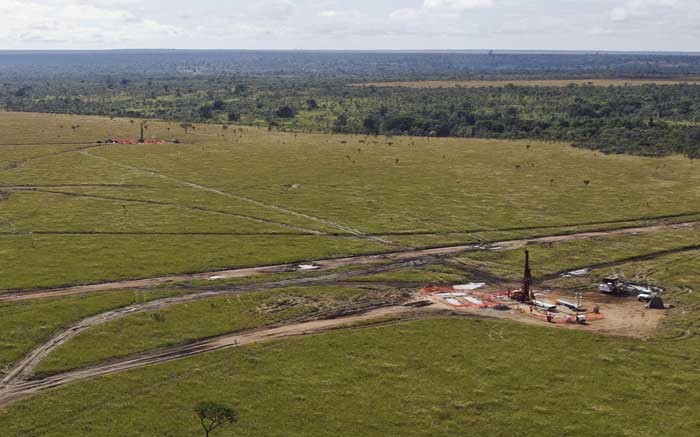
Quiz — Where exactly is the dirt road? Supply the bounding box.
[2,220,697,302]
[0,305,416,408]
[0,258,431,387]
[1,219,695,408]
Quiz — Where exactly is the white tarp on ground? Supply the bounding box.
[534,300,557,310]
[298,264,320,270]
[436,293,468,298]
[562,268,590,277]
[454,283,486,291]
[446,298,461,306]
[465,296,484,305]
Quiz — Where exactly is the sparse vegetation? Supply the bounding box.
[195,402,238,437]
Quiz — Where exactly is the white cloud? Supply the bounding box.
[609,0,682,22]
[258,0,297,20]
[389,8,423,22]
[0,0,184,48]
[424,0,494,12]
[0,0,697,51]
[318,9,359,19]
[390,0,494,23]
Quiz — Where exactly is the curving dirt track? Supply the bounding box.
[2,220,697,302]
[0,305,418,408]
[0,219,696,410]
[0,258,433,386]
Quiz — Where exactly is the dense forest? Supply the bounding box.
[2,50,700,158]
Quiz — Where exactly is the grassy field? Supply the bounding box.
[2,111,700,291]
[458,227,700,280]
[0,289,182,374]
[0,234,384,291]
[346,264,470,284]
[353,78,700,88]
[34,285,406,376]
[2,317,700,437]
[28,227,700,376]
[2,110,700,436]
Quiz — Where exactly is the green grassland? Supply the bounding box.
[0,261,391,376]
[2,247,699,435]
[5,248,700,436]
[0,190,295,234]
[346,264,470,284]
[0,234,383,291]
[27,228,700,378]
[2,111,700,291]
[35,285,405,376]
[383,212,700,247]
[87,128,700,234]
[2,111,700,436]
[458,227,700,280]
[2,317,699,437]
[0,289,182,373]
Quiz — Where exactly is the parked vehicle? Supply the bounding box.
[637,292,654,303]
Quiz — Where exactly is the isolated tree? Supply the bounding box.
[212,99,225,111]
[306,98,319,110]
[180,123,194,135]
[363,116,381,135]
[275,106,296,118]
[195,402,238,437]
[199,105,214,119]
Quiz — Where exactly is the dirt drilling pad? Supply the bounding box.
[421,283,664,338]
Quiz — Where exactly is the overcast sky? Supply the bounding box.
[0,0,698,51]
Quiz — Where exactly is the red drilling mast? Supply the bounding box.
[516,249,533,303]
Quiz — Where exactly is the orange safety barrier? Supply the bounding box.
[420,285,454,295]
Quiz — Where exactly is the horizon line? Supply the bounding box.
[1,48,700,56]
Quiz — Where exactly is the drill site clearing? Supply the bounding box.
[420,250,668,338]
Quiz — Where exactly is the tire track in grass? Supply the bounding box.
[0,141,100,147]
[0,306,421,409]
[4,221,699,387]
[2,220,697,302]
[0,231,322,236]
[371,212,700,237]
[539,245,700,281]
[0,184,159,189]
[5,187,327,235]
[82,149,399,246]
[0,257,433,386]
[0,143,102,172]
[2,223,699,405]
